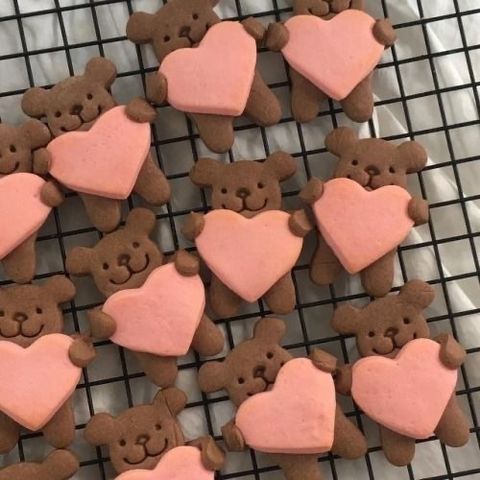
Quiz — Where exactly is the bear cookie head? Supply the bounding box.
[325,127,428,190]
[0,276,75,348]
[331,280,435,358]
[127,0,221,63]
[21,57,117,138]
[198,318,292,406]
[0,450,79,480]
[85,388,187,474]
[293,0,365,19]
[66,208,163,298]
[189,152,297,218]
[0,120,51,175]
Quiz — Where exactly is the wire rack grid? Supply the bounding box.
[0,0,479,479]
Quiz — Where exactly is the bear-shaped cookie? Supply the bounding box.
[182,152,311,317]
[85,388,224,478]
[198,318,367,480]
[266,0,396,123]
[0,120,63,283]
[21,57,170,233]
[0,450,79,480]
[301,127,429,297]
[0,276,95,453]
[66,208,223,387]
[126,0,281,153]
[331,280,470,466]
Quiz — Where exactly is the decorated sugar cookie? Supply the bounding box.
[126,0,281,153]
[332,280,470,466]
[22,57,170,233]
[198,318,367,480]
[0,276,95,453]
[0,119,62,283]
[66,208,224,387]
[85,388,224,479]
[183,153,311,318]
[301,127,429,297]
[266,1,396,123]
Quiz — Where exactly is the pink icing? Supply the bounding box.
[235,358,336,454]
[115,446,213,480]
[195,210,303,302]
[312,178,413,273]
[103,263,206,356]
[47,106,150,199]
[351,338,458,439]
[0,334,81,431]
[282,11,384,101]
[0,173,51,260]
[159,21,256,116]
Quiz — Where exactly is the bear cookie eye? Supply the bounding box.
[102,263,109,270]
[368,331,375,338]
[403,317,410,324]
[238,377,245,384]
[164,35,170,42]
[266,352,274,359]
[119,439,126,447]
[389,166,396,173]
[221,188,227,194]
[155,424,162,430]
[36,307,43,314]
[351,160,358,166]
[192,13,199,20]
[132,242,140,248]
[257,182,265,189]
[0,310,4,317]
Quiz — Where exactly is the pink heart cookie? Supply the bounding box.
[312,178,413,273]
[195,210,303,302]
[159,21,256,116]
[282,11,384,101]
[0,334,81,431]
[236,358,336,454]
[47,106,150,199]
[115,446,213,480]
[103,263,205,356]
[352,338,458,439]
[0,173,51,260]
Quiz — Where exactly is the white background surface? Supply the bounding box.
[0,0,479,479]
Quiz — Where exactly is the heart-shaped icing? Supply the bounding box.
[47,106,150,199]
[352,338,458,439]
[236,358,336,454]
[103,263,205,356]
[312,178,413,273]
[115,446,213,480]
[195,210,303,302]
[282,11,384,101]
[160,21,256,116]
[0,334,81,431]
[0,173,51,260]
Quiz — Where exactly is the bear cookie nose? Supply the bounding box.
[365,165,380,176]
[179,26,192,38]
[236,187,251,199]
[70,104,83,116]
[118,254,131,266]
[384,327,399,338]
[136,434,150,445]
[13,312,28,323]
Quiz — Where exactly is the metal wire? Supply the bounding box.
[0,0,479,479]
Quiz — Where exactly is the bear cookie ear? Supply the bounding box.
[325,127,359,156]
[253,318,286,343]
[399,280,435,309]
[43,276,76,304]
[153,387,187,416]
[198,361,228,393]
[20,119,51,149]
[21,87,51,118]
[84,413,119,446]
[189,158,224,187]
[126,11,157,44]
[84,57,117,88]
[42,450,80,480]
[66,247,95,276]
[125,208,157,235]
[396,141,428,174]
[264,152,297,181]
[331,304,363,335]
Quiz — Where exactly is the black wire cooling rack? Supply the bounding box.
[0,0,479,479]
